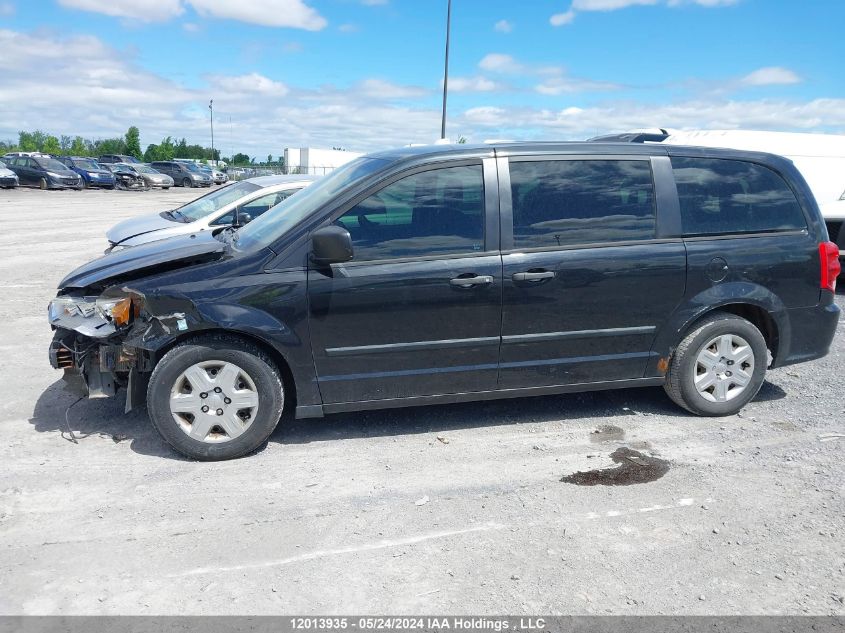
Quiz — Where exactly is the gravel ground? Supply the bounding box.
[0,187,843,615]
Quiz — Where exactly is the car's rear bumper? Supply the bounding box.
[775,296,841,367]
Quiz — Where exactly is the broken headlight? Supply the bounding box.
[49,295,136,328]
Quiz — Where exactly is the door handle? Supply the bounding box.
[450,275,494,288]
[512,270,556,282]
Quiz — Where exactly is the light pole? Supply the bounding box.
[440,0,451,141]
[209,99,215,164]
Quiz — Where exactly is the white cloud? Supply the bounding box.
[361,0,388,5]
[550,10,576,25]
[477,53,618,94]
[57,0,184,22]
[551,0,739,26]
[182,22,201,32]
[0,1,15,16]
[209,72,289,96]
[479,53,524,74]
[186,0,326,30]
[0,28,837,158]
[458,98,845,139]
[356,79,429,100]
[449,76,502,93]
[535,75,620,94]
[494,19,513,33]
[339,23,359,33]
[741,66,801,87]
[58,0,326,29]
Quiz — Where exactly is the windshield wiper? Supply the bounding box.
[167,209,192,223]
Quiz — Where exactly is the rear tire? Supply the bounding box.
[664,312,767,416]
[146,335,284,461]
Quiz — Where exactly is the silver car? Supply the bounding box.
[105,175,317,252]
[0,159,18,188]
[123,163,174,189]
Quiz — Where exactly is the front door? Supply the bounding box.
[308,161,502,404]
[498,156,687,389]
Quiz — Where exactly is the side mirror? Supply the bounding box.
[311,225,353,266]
[233,211,252,227]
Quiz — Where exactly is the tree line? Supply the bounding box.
[0,126,265,166]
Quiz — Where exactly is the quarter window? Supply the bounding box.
[335,164,485,261]
[509,160,656,249]
[671,157,806,236]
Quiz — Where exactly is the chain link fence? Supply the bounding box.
[224,165,340,181]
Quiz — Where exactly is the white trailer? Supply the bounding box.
[283,147,362,176]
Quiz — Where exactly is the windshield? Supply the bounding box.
[134,164,157,174]
[236,157,388,252]
[184,163,201,173]
[35,158,69,172]
[72,159,100,171]
[176,181,261,222]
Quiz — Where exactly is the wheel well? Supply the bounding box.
[152,329,297,409]
[691,304,780,363]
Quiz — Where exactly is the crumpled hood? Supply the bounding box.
[0,166,16,178]
[59,231,227,290]
[106,212,180,245]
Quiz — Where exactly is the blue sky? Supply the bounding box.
[0,0,843,156]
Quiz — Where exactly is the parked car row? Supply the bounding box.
[0,152,228,191]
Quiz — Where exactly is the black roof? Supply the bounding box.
[365,141,792,170]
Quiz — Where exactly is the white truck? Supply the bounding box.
[590,128,845,252]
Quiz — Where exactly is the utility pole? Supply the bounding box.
[440,0,452,140]
[209,99,215,164]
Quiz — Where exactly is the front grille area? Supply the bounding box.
[55,347,75,369]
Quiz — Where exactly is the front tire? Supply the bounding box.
[664,312,767,416]
[39,177,48,190]
[147,335,284,460]
[182,177,192,188]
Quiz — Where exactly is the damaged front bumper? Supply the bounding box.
[49,333,152,407]
[48,291,189,412]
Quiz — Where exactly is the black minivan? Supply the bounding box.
[48,143,841,460]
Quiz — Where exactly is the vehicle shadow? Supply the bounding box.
[28,380,187,460]
[754,380,787,402]
[277,386,688,445]
[30,377,789,458]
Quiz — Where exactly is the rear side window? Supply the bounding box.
[509,160,656,249]
[671,157,806,236]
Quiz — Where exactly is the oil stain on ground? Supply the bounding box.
[561,447,670,486]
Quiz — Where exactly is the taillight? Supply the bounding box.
[819,241,841,292]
